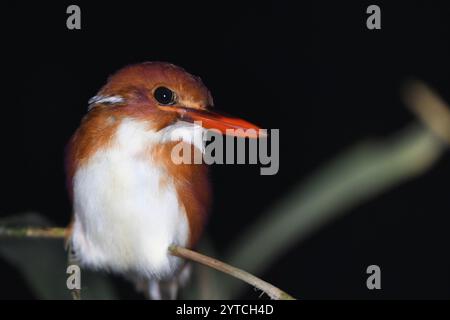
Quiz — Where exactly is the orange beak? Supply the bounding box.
[159,105,266,138]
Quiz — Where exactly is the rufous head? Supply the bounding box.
[87,62,264,137]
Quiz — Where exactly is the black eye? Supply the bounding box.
[154,86,176,105]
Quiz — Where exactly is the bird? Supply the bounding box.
[65,62,263,299]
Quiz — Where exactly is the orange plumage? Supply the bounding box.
[65,62,261,299]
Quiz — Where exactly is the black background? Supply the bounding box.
[1,1,449,299]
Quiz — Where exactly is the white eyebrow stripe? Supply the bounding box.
[88,95,125,110]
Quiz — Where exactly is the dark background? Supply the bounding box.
[1,1,449,299]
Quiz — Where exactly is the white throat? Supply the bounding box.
[71,118,202,279]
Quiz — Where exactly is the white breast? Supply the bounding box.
[71,118,196,280]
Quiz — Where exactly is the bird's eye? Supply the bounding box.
[153,86,176,105]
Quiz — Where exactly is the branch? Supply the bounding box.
[169,244,295,300]
[0,225,295,300]
[0,226,66,238]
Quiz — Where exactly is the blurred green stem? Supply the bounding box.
[220,80,450,299]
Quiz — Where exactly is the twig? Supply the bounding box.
[0,225,295,300]
[168,244,295,300]
[0,226,66,238]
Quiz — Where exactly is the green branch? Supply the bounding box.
[219,80,450,298]
[0,226,66,239]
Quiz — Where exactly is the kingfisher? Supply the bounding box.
[65,62,263,299]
